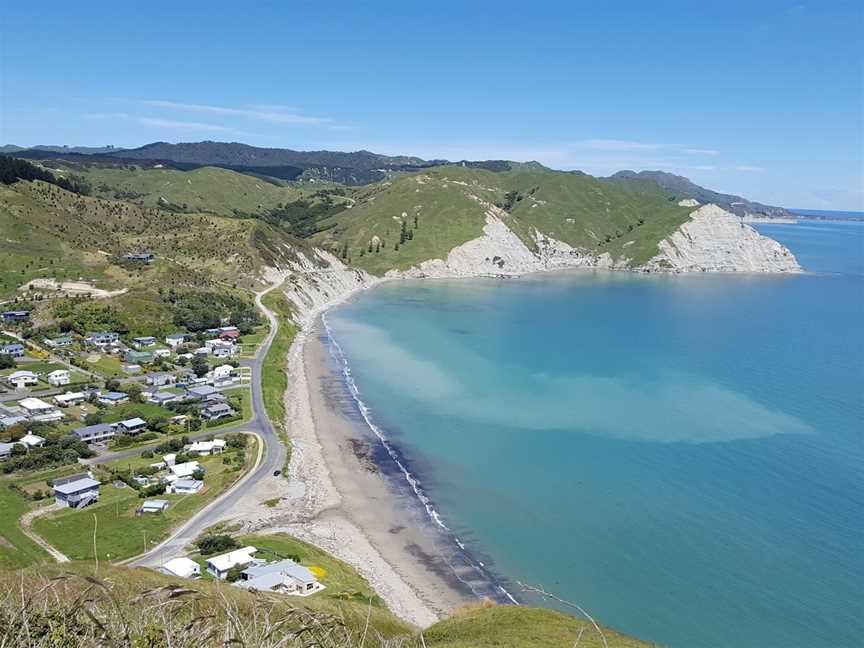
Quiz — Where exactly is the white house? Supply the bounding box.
[19,432,45,449]
[18,398,63,422]
[187,439,226,455]
[140,499,170,513]
[146,372,176,387]
[54,391,86,407]
[153,348,172,358]
[46,369,71,387]
[168,478,203,494]
[169,461,201,478]
[114,417,147,435]
[205,339,237,357]
[160,557,200,579]
[165,333,189,347]
[7,371,38,389]
[206,547,260,579]
[237,559,323,596]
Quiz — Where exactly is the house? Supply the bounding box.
[153,348,171,358]
[165,333,189,347]
[125,350,154,365]
[0,442,17,460]
[209,364,234,382]
[1,343,25,358]
[187,439,226,455]
[85,331,119,346]
[19,397,56,417]
[73,423,115,444]
[169,461,201,479]
[162,453,177,466]
[160,557,200,579]
[206,547,260,579]
[19,432,45,448]
[140,499,169,513]
[193,347,209,357]
[132,336,157,349]
[43,335,74,349]
[114,417,147,435]
[2,311,30,322]
[7,371,38,389]
[168,478,203,494]
[98,391,129,406]
[238,559,322,596]
[53,474,100,508]
[201,403,234,422]
[219,329,241,341]
[146,372,176,387]
[186,385,218,400]
[148,391,176,405]
[0,415,27,429]
[54,391,86,407]
[46,369,71,387]
[124,252,154,263]
[122,364,142,375]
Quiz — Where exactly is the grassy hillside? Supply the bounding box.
[313,166,693,274]
[0,563,657,648]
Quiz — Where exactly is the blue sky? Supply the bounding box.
[1,1,861,210]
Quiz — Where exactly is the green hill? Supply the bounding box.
[312,165,692,274]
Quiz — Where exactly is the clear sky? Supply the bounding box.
[1,1,861,210]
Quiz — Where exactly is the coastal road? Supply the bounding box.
[127,283,287,569]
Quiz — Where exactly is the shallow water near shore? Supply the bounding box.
[324,220,864,648]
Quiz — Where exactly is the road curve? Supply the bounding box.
[128,282,287,568]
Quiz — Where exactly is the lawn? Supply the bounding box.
[260,289,296,470]
[101,402,176,424]
[85,354,125,378]
[32,439,257,562]
[238,323,270,358]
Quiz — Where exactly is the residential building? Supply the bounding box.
[132,336,157,348]
[122,364,142,375]
[201,403,234,422]
[98,391,129,406]
[125,350,154,365]
[153,348,171,358]
[1,343,25,358]
[219,329,241,341]
[169,461,201,479]
[140,499,169,513]
[187,439,226,455]
[146,372,176,387]
[169,478,203,494]
[0,442,17,460]
[0,415,27,429]
[73,423,115,444]
[19,432,45,448]
[53,474,100,508]
[186,385,218,400]
[54,391,86,407]
[148,391,177,405]
[19,397,55,417]
[163,453,177,466]
[206,547,260,579]
[7,370,38,389]
[115,417,147,435]
[165,333,189,347]
[85,331,119,346]
[46,369,71,387]
[238,559,321,596]
[43,335,74,348]
[160,557,200,579]
[1,311,30,322]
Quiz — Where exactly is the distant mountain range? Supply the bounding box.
[1,140,792,218]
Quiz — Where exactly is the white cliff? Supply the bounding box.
[640,204,801,273]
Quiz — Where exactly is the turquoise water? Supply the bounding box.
[325,220,864,648]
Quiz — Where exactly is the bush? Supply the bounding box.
[195,534,238,556]
[224,433,247,449]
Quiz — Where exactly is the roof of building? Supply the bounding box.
[142,499,169,510]
[170,461,201,477]
[73,423,114,438]
[47,369,69,377]
[161,557,199,578]
[2,343,24,350]
[0,442,16,454]
[53,477,100,495]
[20,432,45,446]
[241,559,316,589]
[188,439,226,453]
[172,478,203,490]
[206,403,232,414]
[187,385,218,397]
[19,398,52,411]
[118,417,147,428]
[152,392,176,401]
[0,415,27,428]
[100,391,128,400]
[206,546,258,572]
[9,370,36,380]
[55,391,86,401]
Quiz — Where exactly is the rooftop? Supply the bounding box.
[207,546,258,572]
[53,477,100,495]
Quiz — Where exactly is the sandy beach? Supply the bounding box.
[241,295,474,627]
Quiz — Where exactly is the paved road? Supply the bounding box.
[129,284,286,568]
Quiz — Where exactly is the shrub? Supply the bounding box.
[195,534,238,556]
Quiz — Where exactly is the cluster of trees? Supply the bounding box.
[0,156,91,194]
[0,435,95,475]
[160,289,260,332]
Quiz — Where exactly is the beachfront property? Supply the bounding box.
[237,559,323,596]
[187,439,226,455]
[98,391,129,406]
[73,423,116,444]
[206,546,261,579]
[85,331,120,347]
[115,417,147,435]
[1,343,25,358]
[46,369,71,387]
[2,310,30,323]
[167,478,203,494]
[54,391,86,407]
[52,474,100,508]
[7,370,38,389]
[140,499,169,514]
[165,332,189,347]
[132,336,157,349]
[43,335,74,349]
[160,557,200,579]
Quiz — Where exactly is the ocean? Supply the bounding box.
[323,218,864,648]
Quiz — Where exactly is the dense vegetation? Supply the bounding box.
[0,155,90,194]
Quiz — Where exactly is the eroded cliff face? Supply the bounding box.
[639,204,801,273]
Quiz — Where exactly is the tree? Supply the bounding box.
[196,534,239,555]
[399,220,408,244]
[191,356,209,378]
[84,412,102,426]
[367,241,373,253]
[106,378,120,391]
[192,468,205,481]
[124,383,144,403]
[414,214,419,228]
[0,354,14,370]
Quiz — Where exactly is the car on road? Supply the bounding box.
[273,470,281,477]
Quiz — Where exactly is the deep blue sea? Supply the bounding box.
[325,219,864,648]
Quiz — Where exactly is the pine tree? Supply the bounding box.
[375,242,380,253]
[341,243,348,259]
[408,229,414,240]
[394,241,400,251]
[368,241,373,253]
[414,214,419,228]
[399,220,407,245]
